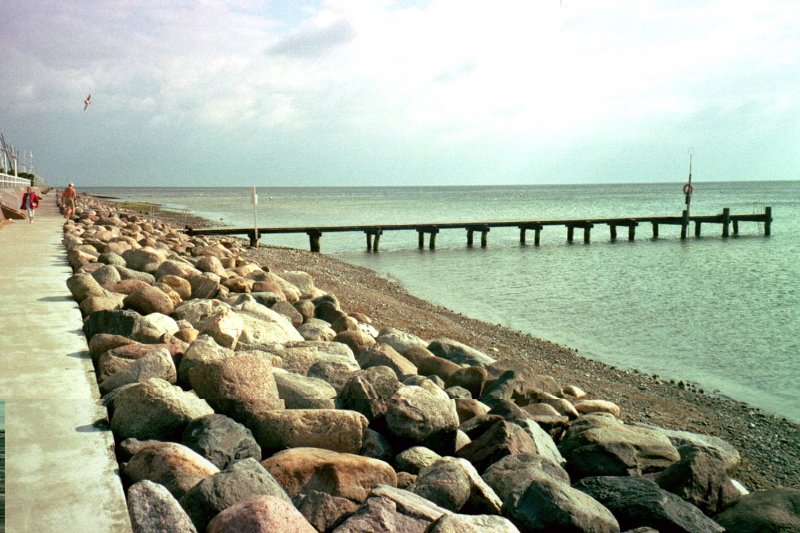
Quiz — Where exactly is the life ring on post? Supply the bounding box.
[683,183,694,195]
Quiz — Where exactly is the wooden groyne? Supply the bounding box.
[185,207,772,252]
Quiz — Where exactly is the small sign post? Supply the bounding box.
[251,186,259,247]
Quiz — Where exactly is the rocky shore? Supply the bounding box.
[62,195,800,532]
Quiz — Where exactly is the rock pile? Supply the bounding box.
[63,199,800,532]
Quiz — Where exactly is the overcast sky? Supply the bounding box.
[1,0,798,187]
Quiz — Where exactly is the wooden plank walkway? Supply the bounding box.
[185,206,772,252]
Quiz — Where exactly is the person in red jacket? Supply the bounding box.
[20,186,40,223]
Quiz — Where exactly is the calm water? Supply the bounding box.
[85,182,800,421]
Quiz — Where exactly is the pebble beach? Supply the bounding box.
[62,194,800,532]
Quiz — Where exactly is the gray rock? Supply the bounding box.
[271,300,304,327]
[178,458,291,532]
[427,338,496,368]
[360,428,395,463]
[332,485,448,533]
[508,476,620,533]
[412,457,502,515]
[83,309,148,341]
[294,491,359,533]
[276,341,360,375]
[375,327,429,355]
[91,264,122,285]
[67,272,109,303]
[272,368,338,409]
[385,385,460,454]
[630,422,741,473]
[297,319,337,341]
[482,453,571,508]
[655,445,740,515]
[99,347,177,393]
[177,334,234,386]
[446,366,488,399]
[115,265,157,284]
[127,480,197,533]
[173,299,231,328]
[124,285,175,316]
[713,487,800,533]
[234,300,304,347]
[574,475,724,533]
[426,513,521,533]
[445,386,473,399]
[338,366,402,422]
[110,378,214,440]
[456,420,538,474]
[181,414,262,470]
[558,413,680,480]
[357,343,418,377]
[307,360,358,393]
[395,446,442,475]
[189,274,221,299]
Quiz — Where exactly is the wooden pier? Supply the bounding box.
[185,207,772,252]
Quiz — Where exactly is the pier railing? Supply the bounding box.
[185,206,772,251]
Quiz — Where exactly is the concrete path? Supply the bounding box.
[0,192,131,532]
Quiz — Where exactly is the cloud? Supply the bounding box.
[268,19,356,57]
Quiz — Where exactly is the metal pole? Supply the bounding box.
[684,148,694,219]
[251,186,259,247]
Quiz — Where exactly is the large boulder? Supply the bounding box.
[67,272,109,302]
[83,309,149,341]
[507,475,620,533]
[233,300,303,348]
[110,378,214,440]
[261,447,397,502]
[249,409,368,455]
[188,355,283,424]
[272,368,337,409]
[124,285,175,316]
[337,366,403,422]
[456,420,538,474]
[427,338,496,368]
[558,413,680,480]
[99,347,177,393]
[713,487,800,533]
[177,334,233,386]
[655,445,740,515]
[122,247,167,273]
[574,475,724,533]
[277,341,359,375]
[395,446,442,475]
[385,385,460,454]
[173,299,231,328]
[630,422,742,473]
[196,308,245,349]
[123,442,219,499]
[156,259,202,281]
[376,328,429,355]
[206,495,316,533]
[411,457,502,515]
[127,480,197,533]
[181,414,262,470]
[482,453,571,509]
[294,491,359,533]
[178,458,291,532]
[481,366,561,406]
[357,343,418,377]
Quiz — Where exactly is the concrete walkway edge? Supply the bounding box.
[0,192,132,532]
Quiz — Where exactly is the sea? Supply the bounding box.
[83,181,800,423]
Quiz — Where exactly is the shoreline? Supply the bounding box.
[83,192,800,490]
[242,243,800,491]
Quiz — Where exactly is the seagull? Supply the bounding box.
[83,94,91,110]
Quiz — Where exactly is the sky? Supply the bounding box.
[1,0,799,187]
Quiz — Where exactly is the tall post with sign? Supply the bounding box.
[251,186,259,247]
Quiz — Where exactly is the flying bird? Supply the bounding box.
[83,94,91,110]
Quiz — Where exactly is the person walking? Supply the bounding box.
[20,186,40,223]
[60,182,78,219]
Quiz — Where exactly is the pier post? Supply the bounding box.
[583,225,591,244]
[429,230,438,250]
[467,229,474,247]
[681,209,689,240]
[520,227,526,245]
[765,206,772,236]
[247,229,259,248]
[567,225,574,243]
[418,231,425,249]
[610,224,617,241]
[307,230,322,253]
[695,221,702,237]
[481,228,489,248]
[366,232,373,251]
[651,222,659,239]
[373,231,381,251]
[535,227,542,246]
[732,219,739,235]
[722,208,730,238]
[628,224,636,241]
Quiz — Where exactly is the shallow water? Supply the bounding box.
[86,181,800,421]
